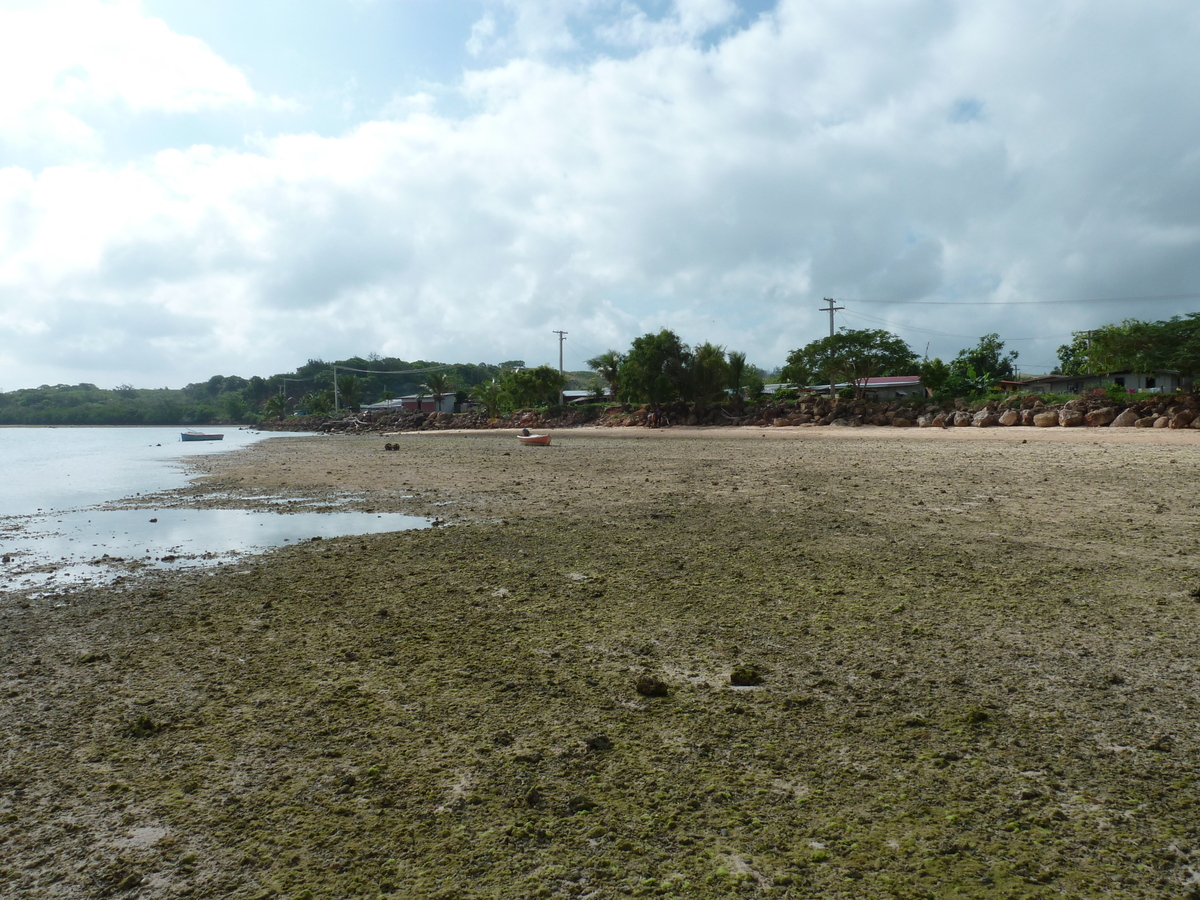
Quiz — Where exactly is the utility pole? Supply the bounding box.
[821,298,843,397]
[332,365,339,412]
[553,330,568,406]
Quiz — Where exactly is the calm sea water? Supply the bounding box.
[0,426,279,516]
[0,427,429,594]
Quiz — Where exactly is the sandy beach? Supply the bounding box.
[3,425,1200,898]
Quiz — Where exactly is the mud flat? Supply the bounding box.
[3,427,1200,899]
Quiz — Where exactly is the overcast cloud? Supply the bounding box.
[1,0,1198,389]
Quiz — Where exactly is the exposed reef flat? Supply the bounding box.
[3,427,1200,898]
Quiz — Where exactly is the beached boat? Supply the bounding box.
[181,431,224,442]
[517,433,551,446]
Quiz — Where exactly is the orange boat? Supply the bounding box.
[517,433,551,446]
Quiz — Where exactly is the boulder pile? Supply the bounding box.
[259,392,1200,433]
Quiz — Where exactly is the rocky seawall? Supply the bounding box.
[260,393,1200,434]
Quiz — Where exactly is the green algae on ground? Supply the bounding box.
[3,430,1200,898]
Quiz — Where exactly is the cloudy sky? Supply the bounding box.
[2,0,1199,390]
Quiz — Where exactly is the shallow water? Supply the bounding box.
[0,426,285,516]
[0,427,429,594]
[3,506,430,593]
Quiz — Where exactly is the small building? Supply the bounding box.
[806,376,926,399]
[564,389,611,405]
[362,394,455,413]
[1014,371,1186,395]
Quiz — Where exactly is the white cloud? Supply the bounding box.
[3,0,1200,388]
[0,0,259,159]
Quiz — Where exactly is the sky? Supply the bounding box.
[1,0,1199,390]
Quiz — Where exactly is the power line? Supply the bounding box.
[840,308,1072,342]
[332,363,456,376]
[845,292,1200,307]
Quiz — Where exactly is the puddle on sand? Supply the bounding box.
[1,507,430,595]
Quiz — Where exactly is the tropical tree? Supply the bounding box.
[726,350,748,400]
[422,372,453,411]
[1054,333,1090,376]
[470,381,503,419]
[586,350,625,400]
[918,357,951,394]
[783,328,918,399]
[1060,314,1200,376]
[950,333,1018,381]
[938,364,993,398]
[618,329,690,407]
[262,394,288,420]
[303,389,333,417]
[335,373,362,411]
[500,365,567,408]
[686,342,729,408]
[780,347,817,388]
[745,369,766,401]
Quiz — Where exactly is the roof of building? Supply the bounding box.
[805,376,923,389]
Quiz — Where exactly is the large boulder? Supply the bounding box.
[998,410,1020,426]
[953,411,973,427]
[1033,411,1060,427]
[1170,410,1195,429]
[1059,409,1085,427]
[1020,409,1038,426]
[1152,415,1171,428]
[972,409,1000,427]
[1134,415,1157,427]
[892,416,914,427]
[1111,408,1141,427]
[1085,407,1117,427]
[917,414,937,427]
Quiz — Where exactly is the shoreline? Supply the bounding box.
[4,429,1200,898]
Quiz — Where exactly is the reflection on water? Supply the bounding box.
[2,506,430,594]
[0,426,315,517]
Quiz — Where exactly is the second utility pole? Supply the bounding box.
[821,298,843,397]
[553,330,568,406]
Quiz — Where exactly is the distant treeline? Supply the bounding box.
[0,356,593,426]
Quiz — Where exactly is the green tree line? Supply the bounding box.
[0,356,582,426]
[1056,313,1200,376]
[583,327,1030,407]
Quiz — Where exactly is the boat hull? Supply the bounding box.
[517,434,551,446]
[181,433,224,442]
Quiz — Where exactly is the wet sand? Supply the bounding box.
[3,426,1200,899]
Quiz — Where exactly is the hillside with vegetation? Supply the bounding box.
[2,311,1195,426]
[0,358,594,427]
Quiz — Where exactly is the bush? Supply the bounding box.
[1036,392,1074,405]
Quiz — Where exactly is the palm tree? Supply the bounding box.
[727,350,747,401]
[586,350,625,401]
[262,394,288,420]
[470,381,502,419]
[303,389,333,417]
[335,374,362,411]
[422,372,453,412]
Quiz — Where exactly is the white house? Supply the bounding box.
[1015,371,1186,395]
